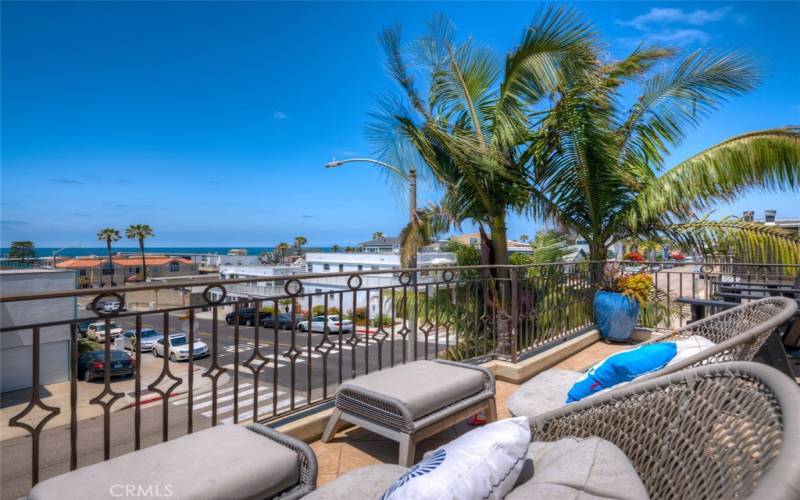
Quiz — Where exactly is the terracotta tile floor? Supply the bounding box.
[311,340,634,485]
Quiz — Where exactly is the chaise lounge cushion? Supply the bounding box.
[304,465,407,500]
[506,369,583,419]
[507,437,649,500]
[29,425,300,500]
[337,360,486,420]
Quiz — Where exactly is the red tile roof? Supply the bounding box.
[56,256,193,269]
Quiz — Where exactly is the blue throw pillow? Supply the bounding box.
[566,343,677,403]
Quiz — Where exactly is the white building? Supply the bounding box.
[0,269,76,393]
[217,251,457,316]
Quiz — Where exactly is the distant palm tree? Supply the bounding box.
[275,242,290,261]
[372,231,385,240]
[294,236,307,254]
[331,244,341,253]
[97,228,121,286]
[125,224,154,281]
[519,235,530,243]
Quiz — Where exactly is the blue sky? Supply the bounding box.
[2,1,798,247]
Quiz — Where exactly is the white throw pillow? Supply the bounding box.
[381,417,531,500]
[667,335,716,367]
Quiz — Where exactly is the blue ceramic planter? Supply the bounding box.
[594,290,639,341]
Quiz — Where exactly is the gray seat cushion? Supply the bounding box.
[304,464,407,500]
[506,369,583,419]
[338,360,486,420]
[29,425,300,500]
[507,437,649,500]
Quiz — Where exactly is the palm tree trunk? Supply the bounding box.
[139,239,147,281]
[589,239,608,286]
[489,214,513,356]
[106,239,114,287]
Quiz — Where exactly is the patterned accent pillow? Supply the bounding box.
[381,417,530,500]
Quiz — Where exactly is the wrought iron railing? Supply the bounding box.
[0,260,797,494]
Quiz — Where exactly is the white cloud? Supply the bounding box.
[617,7,733,31]
[273,110,289,120]
[620,29,712,47]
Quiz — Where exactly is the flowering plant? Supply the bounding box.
[623,251,644,262]
[601,266,653,306]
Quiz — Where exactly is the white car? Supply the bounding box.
[117,328,162,351]
[152,332,209,361]
[86,321,123,342]
[297,315,353,333]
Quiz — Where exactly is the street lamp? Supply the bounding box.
[324,158,417,267]
[52,244,82,267]
[325,157,419,360]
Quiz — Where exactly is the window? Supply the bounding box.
[315,288,322,293]
[169,262,180,272]
[128,267,136,273]
[79,269,87,276]
[370,266,379,270]
[323,264,330,271]
[357,265,363,271]
[338,264,344,272]
[101,262,114,275]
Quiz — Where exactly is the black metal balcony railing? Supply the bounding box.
[1,260,797,495]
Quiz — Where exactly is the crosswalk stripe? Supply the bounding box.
[220,396,307,425]
[170,384,245,406]
[203,388,287,417]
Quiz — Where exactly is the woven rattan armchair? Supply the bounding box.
[530,362,800,500]
[635,296,797,380]
[508,297,797,419]
[247,424,318,499]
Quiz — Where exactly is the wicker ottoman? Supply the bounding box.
[321,359,496,466]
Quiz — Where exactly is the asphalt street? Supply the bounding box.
[2,309,454,499]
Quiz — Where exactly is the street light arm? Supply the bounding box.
[324,158,410,179]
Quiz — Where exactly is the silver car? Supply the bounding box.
[118,328,162,351]
[152,332,209,361]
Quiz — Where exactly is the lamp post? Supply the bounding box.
[323,158,417,268]
[52,245,82,267]
[325,158,419,360]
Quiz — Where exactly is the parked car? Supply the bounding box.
[152,332,209,361]
[77,350,134,382]
[86,321,123,342]
[260,313,303,330]
[225,308,264,326]
[117,328,162,351]
[84,300,126,312]
[297,315,353,333]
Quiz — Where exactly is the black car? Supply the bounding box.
[77,350,135,382]
[225,308,269,326]
[260,313,302,330]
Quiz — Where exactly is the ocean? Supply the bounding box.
[2,247,334,258]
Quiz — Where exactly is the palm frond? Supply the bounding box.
[663,217,800,265]
[618,49,760,170]
[629,127,800,227]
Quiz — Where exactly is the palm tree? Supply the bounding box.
[275,242,290,261]
[331,244,341,253]
[372,231,385,240]
[96,228,121,286]
[526,37,800,273]
[294,236,307,254]
[125,224,154,281]
[378,9,800,279]
[519,235,530,243]
[370,8,595,277]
